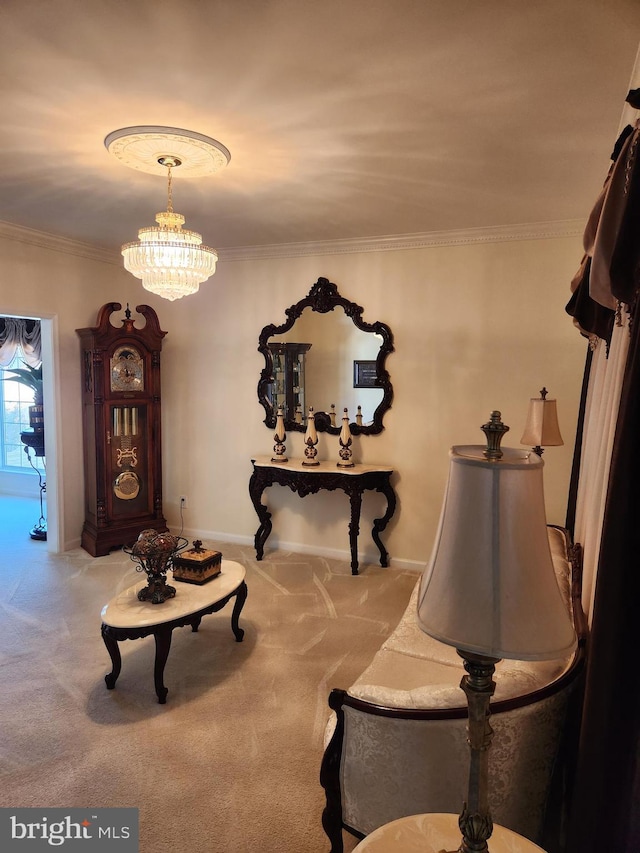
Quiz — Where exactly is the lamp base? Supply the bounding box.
[455,651,500,853]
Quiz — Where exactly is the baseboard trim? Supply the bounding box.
[169,525,424,573]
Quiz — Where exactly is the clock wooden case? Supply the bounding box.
[76,303,168,557]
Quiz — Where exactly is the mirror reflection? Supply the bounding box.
[258,277,394,435]
[268,310,384,426]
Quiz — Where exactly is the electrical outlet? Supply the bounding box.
[180,495,188,508]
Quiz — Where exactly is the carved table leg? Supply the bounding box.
[249,470,273,560]
[372,477,397,567]
[102,624,121,690]
[231,581,247,641]
[191,616,202,632]
[153,627,173,704]
[348,490,362,575]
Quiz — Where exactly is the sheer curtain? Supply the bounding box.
[0,318,42,368]
[573,317,629,620]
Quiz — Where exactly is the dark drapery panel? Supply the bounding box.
[566,303,640,853]
[564,345,593,538]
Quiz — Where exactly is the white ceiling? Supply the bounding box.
[0,0,638,254]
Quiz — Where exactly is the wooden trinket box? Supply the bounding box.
[172,541,222,585]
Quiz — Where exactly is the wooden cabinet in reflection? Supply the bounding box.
[267,342,311,423]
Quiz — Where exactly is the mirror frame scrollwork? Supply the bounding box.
[257,277,394,435]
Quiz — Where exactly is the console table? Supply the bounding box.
[101,560,247,703]
[249,457,396,575]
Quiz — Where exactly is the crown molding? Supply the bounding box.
[217,219,585,261]
[0,220,120,265]
[0,217,584,266]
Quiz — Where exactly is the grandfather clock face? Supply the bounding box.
[109,345,146,506]
[110,345,144,392]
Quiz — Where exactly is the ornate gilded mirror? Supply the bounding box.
[258,277,394,435]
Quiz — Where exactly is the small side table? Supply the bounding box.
[352,813,546,853]
[101,560,247,703]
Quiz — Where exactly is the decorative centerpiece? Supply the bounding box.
[124,529,188,604]
[173,540,223,585]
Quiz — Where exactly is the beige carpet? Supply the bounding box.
[0,496,418,853]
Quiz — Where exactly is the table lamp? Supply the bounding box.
[416,411,576,853]
[520,388,563,456]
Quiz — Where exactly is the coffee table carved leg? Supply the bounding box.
[153,628,173,704]
[231,581,248,642]
[102,623,121,690]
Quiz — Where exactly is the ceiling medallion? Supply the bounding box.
[105,127,230,301]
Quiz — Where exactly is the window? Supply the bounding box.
[0,350,44,472]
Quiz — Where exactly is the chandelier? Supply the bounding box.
[105,127,230,301]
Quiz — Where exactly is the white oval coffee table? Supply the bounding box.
[101,560,247,703]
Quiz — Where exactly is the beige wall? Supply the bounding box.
[0,230,586,569]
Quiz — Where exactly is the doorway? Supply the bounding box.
[0,313,62,553]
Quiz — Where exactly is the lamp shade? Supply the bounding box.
[520,394,563,448]
[417,446,576,661]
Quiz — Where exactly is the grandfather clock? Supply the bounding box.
[76,303,168,556]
